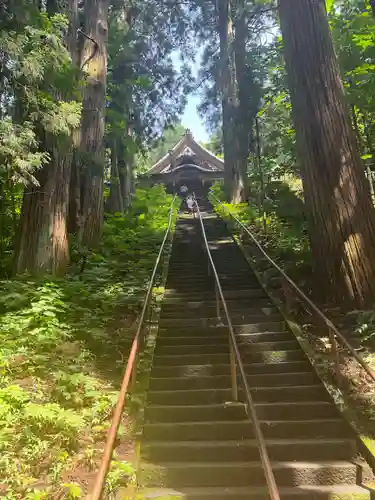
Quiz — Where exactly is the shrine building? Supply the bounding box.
[141,129,225,196]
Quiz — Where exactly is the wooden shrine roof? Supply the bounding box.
[146,129,224,176]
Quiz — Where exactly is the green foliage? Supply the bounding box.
[106,0,193,187]
[0,186,176,498]
[135,124,186,174]
[0,12,80,129]
[0,118,48,186]
[105,460,136,495]
[329,1,375,172]
[355,310,375,344]
[0,7,82,274]
[210,180,311,282]
[326,0,336,13]
[254,35,298,182]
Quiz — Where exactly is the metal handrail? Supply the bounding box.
[91,194,178,500]
[193,196,281,500]
[210,192,375,384]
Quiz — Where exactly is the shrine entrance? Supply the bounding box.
[141,129,225,196]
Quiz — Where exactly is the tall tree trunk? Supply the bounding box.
[255,116,267,232]
[14,143,72,274]
[124,153,135,208]
[68,148,81,234]
[67,0,82,235]
[105,139,124,213]
[78,0,109,247]
[217,0,244,203]
[278,0,375,306]
[234,0,251,202]
[119,126,135,210]
[13,0,79,275]
[119,156,132,210]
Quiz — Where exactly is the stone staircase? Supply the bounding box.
[138,201,374,499]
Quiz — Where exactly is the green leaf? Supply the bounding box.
[326,0,335,13]
[43,311,56,317]
[63,483,82,499]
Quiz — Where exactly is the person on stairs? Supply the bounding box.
[179,184,188,198]
[186,195,195,218]
[179,184,188,209]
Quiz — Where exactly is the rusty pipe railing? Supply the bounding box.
[210,192,375,385]
[193,196,281,500]
[91,194,177,500]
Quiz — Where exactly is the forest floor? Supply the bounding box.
[211,179,375,458]
[0,186,176,499]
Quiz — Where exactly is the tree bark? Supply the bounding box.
[78,0,109,247]
[68,147,81,234]
[14,143,72,274]
[105,138,124,213]
[234,0,251,202]
[119,156,133,210]
[278,0,375,306]
[120,127,135,210]
[13,0,79,275]
[217,0,244,203]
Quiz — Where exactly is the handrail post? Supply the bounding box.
[215,282,220,319]
[229,341,238,401]
[282,277,292,314]
[328,327,342,388]
[130,352,138,395]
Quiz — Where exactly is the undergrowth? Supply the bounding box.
[0,185,176,499]
[210,179,311,285]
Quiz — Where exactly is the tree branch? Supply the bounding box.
[248,5,278,24]
[77,28,99,70]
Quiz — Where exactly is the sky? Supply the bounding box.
[181,93,209,142]
[172,49,209,143]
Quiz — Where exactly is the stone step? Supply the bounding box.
[150,360,313,378]
[157,321,287,337]
[164,281,261,291]
[140,460,371,488]
[142,438,356,463]
[145,401,338,423]
[148,371,319,391]
[159,304,278,318]
[154,339,299,356]
[160,299,275,313]
[152,349,305,367]
[166,273,258,283]
[163,289,268,301]
[238,331,294,344]
[158,314,282,328]
[155,331,293,347]
[147,385,328,406]
[142,418,349,442]
[162,296,273,307]
[169,257,247,264]
[164,282,265,293]
[138,485,373,500]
